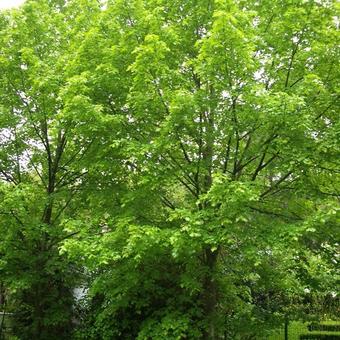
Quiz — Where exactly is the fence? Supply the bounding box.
[0,311,14,340]
[268,320,340,340]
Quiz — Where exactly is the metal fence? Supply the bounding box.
[268,320,340,340]
[0,312,14,340]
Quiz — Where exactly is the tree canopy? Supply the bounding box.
[0,0,339,339]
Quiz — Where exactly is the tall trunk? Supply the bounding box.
[284,316,289,340]
[202,248,219,340]
[201,84,218,339]
[14,129,74,339]
[0,283,4,306]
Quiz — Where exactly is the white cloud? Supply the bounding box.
[0,0,25,10]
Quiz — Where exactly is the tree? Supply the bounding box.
[0,1,102,338]
[60,0,339,338]
[1,0,339,339]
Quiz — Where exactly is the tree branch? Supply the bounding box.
[260,171,293,198]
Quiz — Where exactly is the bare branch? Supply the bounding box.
[248,205,302,221]
[222,136,232,174]
[161,195,176,210]
[260,171,293,198]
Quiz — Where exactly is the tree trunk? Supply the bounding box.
[284,316,289,340]
[202,247,219,339]
[200,84,218,339]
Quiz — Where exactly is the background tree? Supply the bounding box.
[0,0,102,338]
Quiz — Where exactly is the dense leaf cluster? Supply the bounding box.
[0,0,339,339]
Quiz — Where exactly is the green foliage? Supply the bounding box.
[0,0,338,339]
